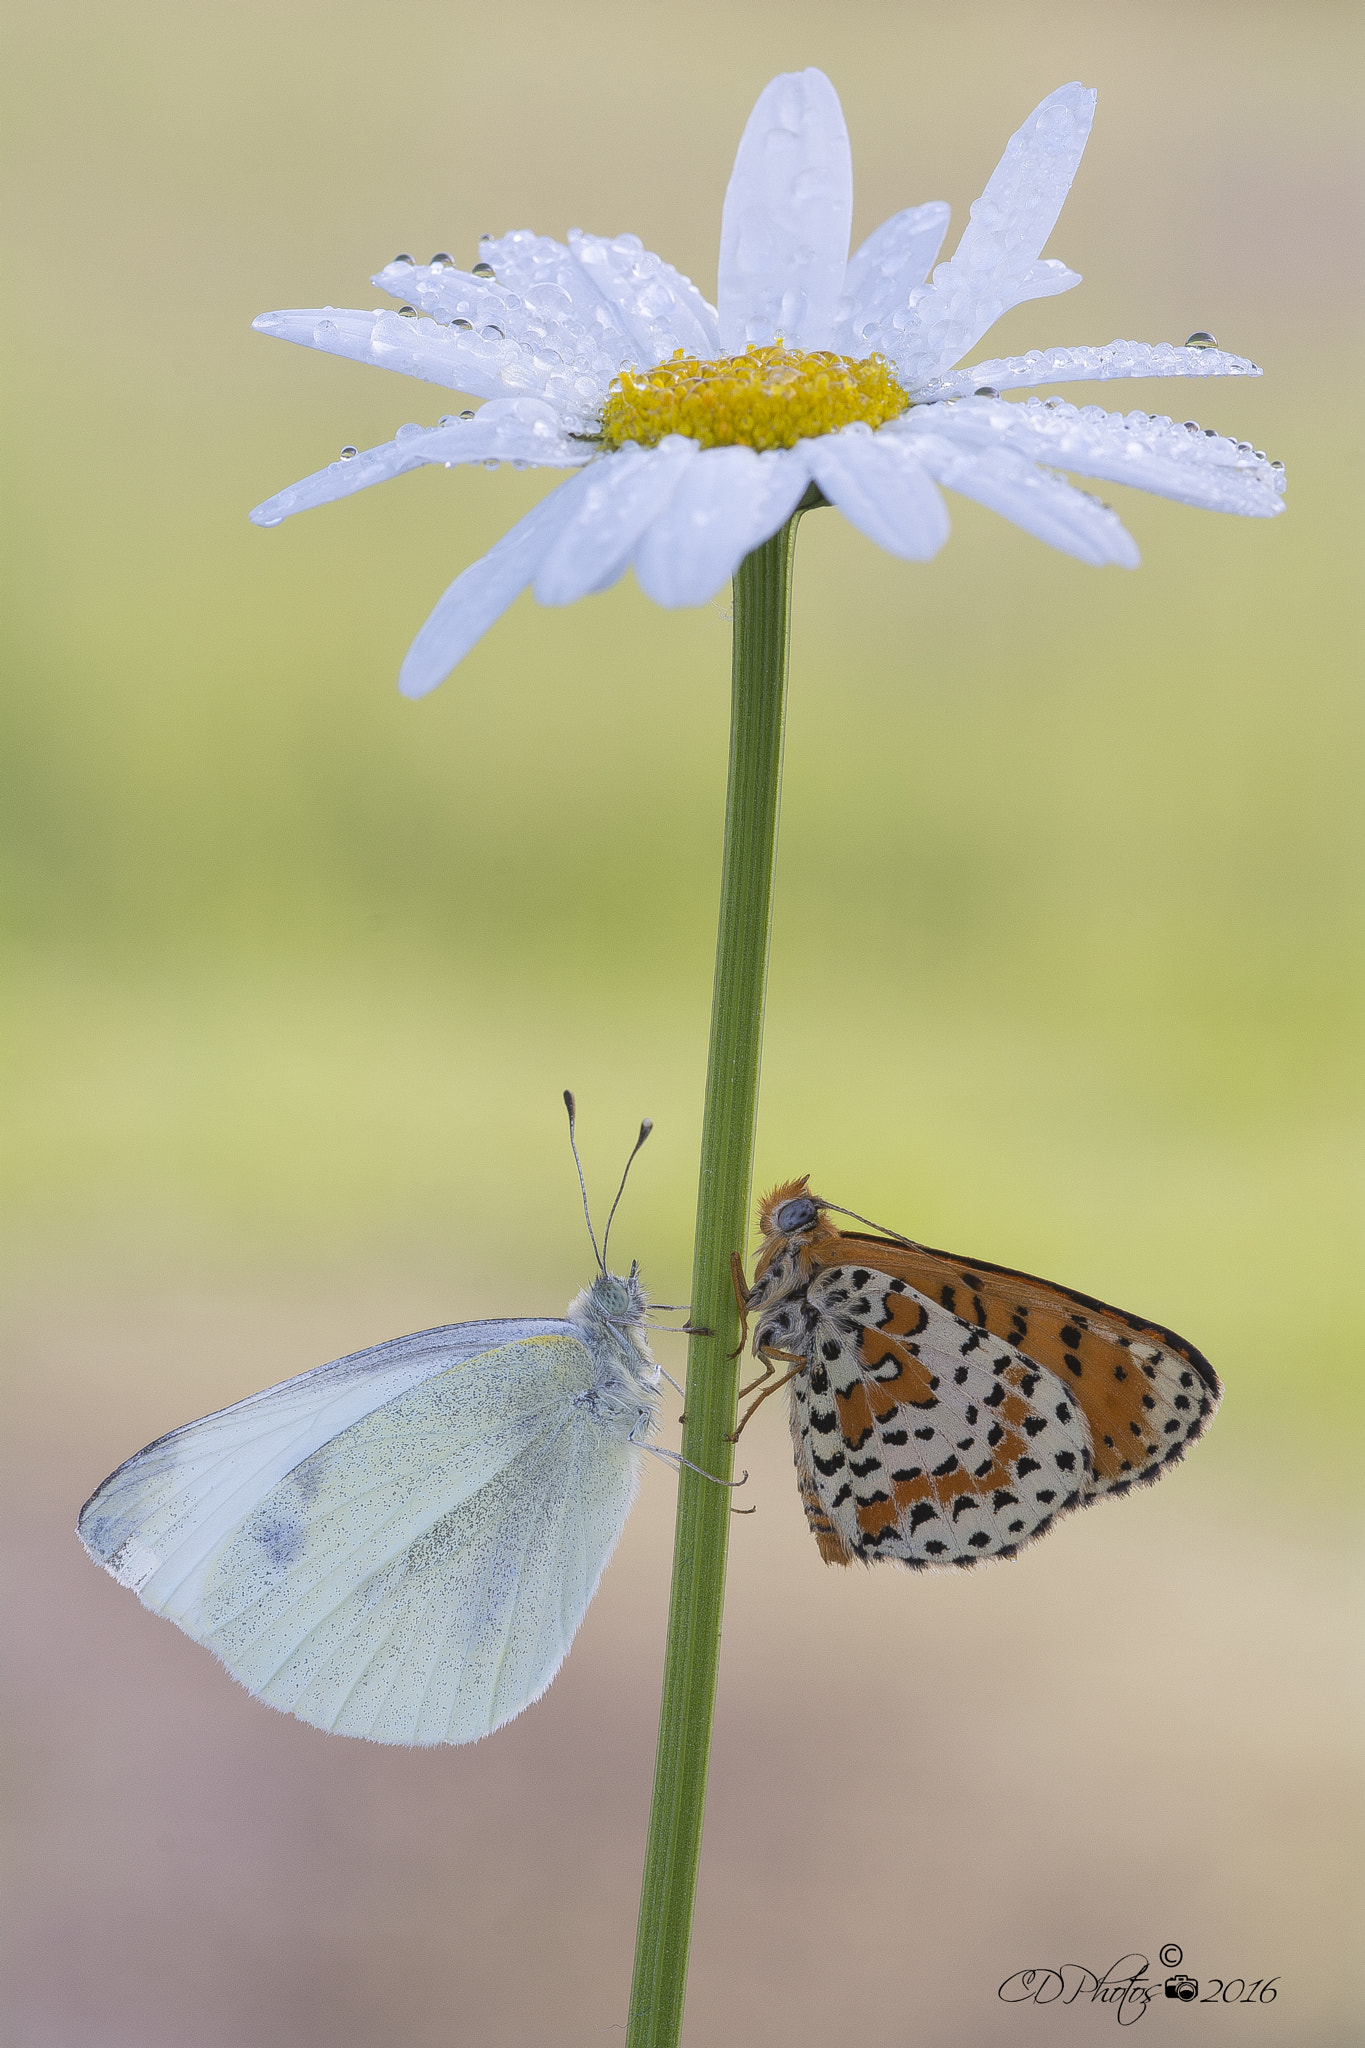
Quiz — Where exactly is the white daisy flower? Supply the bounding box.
[250,71,1285,698]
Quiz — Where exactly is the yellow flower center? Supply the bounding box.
[598,344,909,454]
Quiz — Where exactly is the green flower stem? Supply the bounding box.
[626,496,815,2048]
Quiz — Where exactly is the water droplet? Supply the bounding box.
[1237,441,1253,453]
[479,233,493,244]
[430,252,454,269]
[1184,331,1217,350]
[397,305,418,318]
[1183,421,1200,432]
[1203,427,1218,437]
[1271,459,1284,471]
[481,324,505,341]
[482,457,499,470]
[438,415,455,427]
[452,318,473,331]
[1253,450,1266,462]
[973,386,998,399]
[339,445,358,461]
[511,458,529,470]
[392,254,415,267]
[460,408,476,418]
[472,262,495,278]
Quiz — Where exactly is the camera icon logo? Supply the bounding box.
[1165,1974,1199,2002]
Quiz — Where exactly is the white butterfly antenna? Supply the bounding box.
[601,1117,654,1272]
[563,1090,606,1273]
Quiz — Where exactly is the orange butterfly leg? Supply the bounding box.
[728,1349,806,1443]
[728,1251,754,1359]
[737,1356,774,1402]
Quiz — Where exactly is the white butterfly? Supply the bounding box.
[78,1103,697,1747]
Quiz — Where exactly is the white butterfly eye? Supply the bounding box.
[774,1197,819,1233]
[597,1276,632,1318]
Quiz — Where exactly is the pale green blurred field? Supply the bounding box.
[4,0,1360,1464]
[2,7,1363,2043]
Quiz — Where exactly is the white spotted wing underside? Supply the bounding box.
[763,1267,1096,1567]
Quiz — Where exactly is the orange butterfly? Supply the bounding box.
[731,1179,1221,1568]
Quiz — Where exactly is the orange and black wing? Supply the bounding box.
[786,1260,1097,1567]
[827,1232,1220,1496]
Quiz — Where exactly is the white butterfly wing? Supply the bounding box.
[79,1321,639,1745]
[78,1317,568,1606]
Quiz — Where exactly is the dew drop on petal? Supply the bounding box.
[452,318,473,330]
[482,457,499,470]
[1271,459,1285,471]
[460,408,476,418]
[472,262,495,278]
[1185,331,1217,349]
[339,446,358,461]
[974,386,999,399]
[430,252,454,269]
[397,305,418,318]
[481,325,504,340]
[392,254,415,267]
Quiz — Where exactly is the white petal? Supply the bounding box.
[251,432,433,528]
[909,430,1139,567]
[478,229,632,347]
[534,440,700,606]
[833,203,950,352]
[917,338,1264,401]
[473,228,657,413]
[250,400,589,527]
[372,258,622,407]
[804,425,949,561]
[874,83,1096,385]
[567,231,720,364]
[398,474,595,697]
[253,306,532,401]
[717,69,853,352]
[901,397,1286,517]
[632,445,812,606]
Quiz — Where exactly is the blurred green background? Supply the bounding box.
[3,3,1361,2044]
